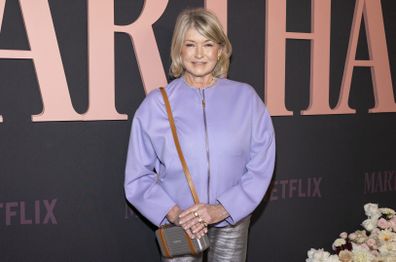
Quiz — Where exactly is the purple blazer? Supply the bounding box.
[124,77,275,227]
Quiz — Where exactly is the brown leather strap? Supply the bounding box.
[158,228,171,257]
[159,87,200,204]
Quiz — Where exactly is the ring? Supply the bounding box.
[198,217,203,223]
[202,222,208,227]
[194,211,199,217]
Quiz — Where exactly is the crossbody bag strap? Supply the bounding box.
[159,87,200,204]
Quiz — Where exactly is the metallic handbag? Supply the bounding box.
[156,224,210,257]
[155,87,210,258]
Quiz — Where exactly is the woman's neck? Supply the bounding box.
[183,74,215,89]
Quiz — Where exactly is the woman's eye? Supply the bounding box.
[205,43,214,47]
[185,43,194,47]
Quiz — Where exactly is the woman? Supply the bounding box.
[124,8,275,261]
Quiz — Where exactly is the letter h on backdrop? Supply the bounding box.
[265,0,395,116]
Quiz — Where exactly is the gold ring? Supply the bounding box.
[194,211,199,217]
[198,217,203,223]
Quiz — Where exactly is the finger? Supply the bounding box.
[195,228,206,238]
[185,228,195,239]
[180,211,204,227]
[179,206,197,218]
[199,224,208,235]
[191,223,204,234]
[198,224,208,237]
[193,229,203,239]
[196,228,206,239]
[183,217,202,230]
[181,217,197,231]
[179,212,196,225]
[179,204,203,218]
[199,215,211,226]
[180,214,197,228]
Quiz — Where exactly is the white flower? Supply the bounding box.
[371,228,381,237]
[380,208,396,217]
[362,218,377,232]
[379,256,396,262]
[327,255,341,262]
[339,232,348,239]
[332,238,346,250]
[352,230,369,244]
[307,248,333,262]
[349,233,357,241]
[378,230,396,244]
[351,243,375,262]
[378,241,396,257]
[365,203,381,219]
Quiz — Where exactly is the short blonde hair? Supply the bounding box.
[169,8,232,78]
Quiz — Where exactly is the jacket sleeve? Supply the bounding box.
[124,107,176,227]
[217,88,275,225]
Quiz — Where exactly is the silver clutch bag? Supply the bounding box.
[155,225,210,257]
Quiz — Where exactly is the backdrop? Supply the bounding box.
[0,0,395,261]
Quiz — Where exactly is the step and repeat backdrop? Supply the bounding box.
[0,0,395,261]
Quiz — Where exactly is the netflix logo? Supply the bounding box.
[268,177,322,201]
[0,199,57,226]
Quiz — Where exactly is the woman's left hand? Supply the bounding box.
[178,203,230,233]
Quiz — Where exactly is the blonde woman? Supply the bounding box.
[125,8,275,261]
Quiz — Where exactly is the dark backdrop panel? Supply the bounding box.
[0,0,395,261]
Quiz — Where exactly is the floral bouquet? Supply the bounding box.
[306,203,396,262]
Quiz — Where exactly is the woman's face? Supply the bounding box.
[181,27,222,80]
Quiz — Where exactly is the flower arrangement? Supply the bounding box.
[306,203,396,262]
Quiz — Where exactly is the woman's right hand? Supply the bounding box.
[166,205,206,239]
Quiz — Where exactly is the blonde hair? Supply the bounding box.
[169,8,232,78]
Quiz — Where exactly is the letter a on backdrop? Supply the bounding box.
[335,0,396,114]
[0,0,82,122]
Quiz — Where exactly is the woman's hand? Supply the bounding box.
[166,205,201,239]
[166,205,182,225]
[178,203,230,238]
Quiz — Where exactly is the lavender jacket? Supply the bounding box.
[124,77,275,227]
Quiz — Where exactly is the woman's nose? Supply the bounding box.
[195,46,203,58]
